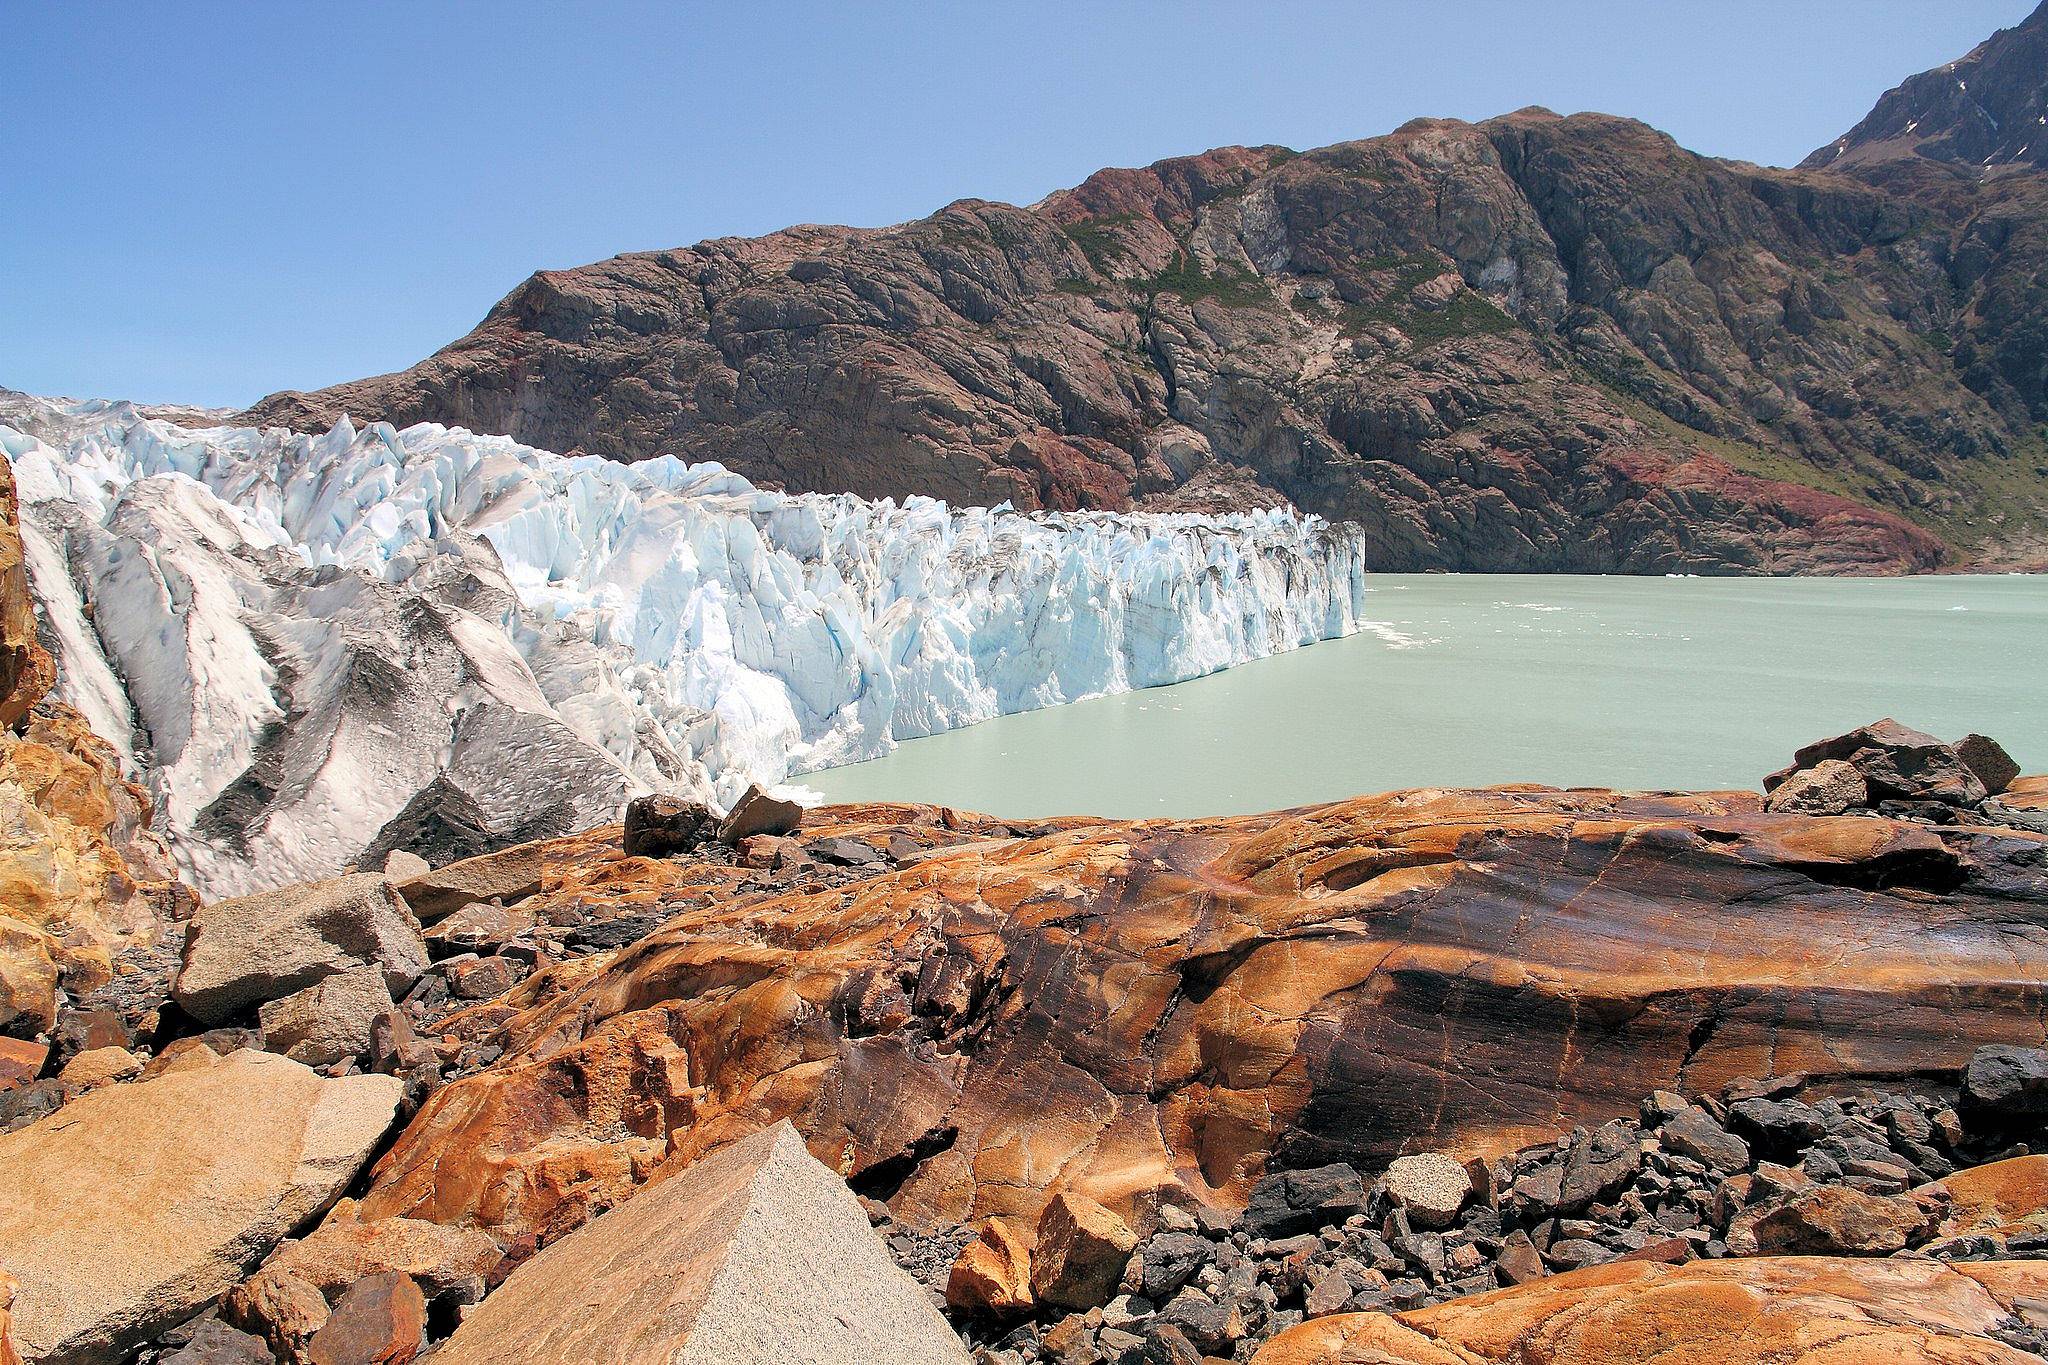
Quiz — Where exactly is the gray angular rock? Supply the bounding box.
[1963,1044,2048,1117]
[175,873,428,1025]
[429,1120,968,1365]
[258,966,396,1068]
[1762,759,1868,815]
[718,783,803,843]
[1955,734,2021,797]
[1383,1152,1471,1229]
[1658,1106,1751,1174]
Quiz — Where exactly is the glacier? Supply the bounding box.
[0,391,1370,898]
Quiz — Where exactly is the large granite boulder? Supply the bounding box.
[428,1120,968,1365]
[352,788,2048,1253]
[175,873,428,1024]
[258,965,398,1068]
[0,1048,402,1364]
[1249,1257,2048,1364]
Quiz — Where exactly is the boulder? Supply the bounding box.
[175,873,428,1025]
[428,1121,968,1364]
[718,783,803,843]
[1657,1105,1750,1173]
[0,1037,45,1091]
[158,1319,275,1365]
[1559,1122,1640,1210]
[1762,758,1867,815]
[1956,734,2022,797]
[620,794,716,860]
[1032,1192,1140,1311]
[1139,1231,1213,1302]
[1245,1164,1367,1239]
[56,1044,142,1092]
[304,1272,425,1365]
[392,844,543,924]
[1791,718,1985,805]
[0,1048,402,1365]
[1964,1044,2048,1117]
[381,850,431,881]
[1249,1256,2048,1364]
[1725,1182,1938,1255]
[259,965,397,1068]
[945,1216,1035,1319]
[1383,1153,1470,1229]
[442,954,522,1000]
[423,901,532,958]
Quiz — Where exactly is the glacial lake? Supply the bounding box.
[802,574,2048,817]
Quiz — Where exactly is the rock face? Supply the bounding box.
[1,452,191,1039]
[0,1048,402,1365]
[174,872,429,1025]
[1249,1257,2048,1364]
[0,457,51,731]
[242,10,2048,573]
[352,785,2048,1256]
[428,1120,970,1365]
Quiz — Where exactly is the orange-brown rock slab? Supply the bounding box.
[303,1272,424,1365]
[1250,1257,2048,1364]
[1932,1155,2048,1238]
[360,789,2048,1255]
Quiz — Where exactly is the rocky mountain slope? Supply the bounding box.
[246,7,2048,573]
[2,396,1366,898]
[1803,1,2048,174]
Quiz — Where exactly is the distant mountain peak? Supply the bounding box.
[1802,0,2048,174]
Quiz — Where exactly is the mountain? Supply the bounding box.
[244,17,2048,574]
[1803,1,2048,174]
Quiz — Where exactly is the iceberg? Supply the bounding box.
[1,391,1369,897]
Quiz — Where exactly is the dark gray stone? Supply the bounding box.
[1965,1045,2048,1116]
[621,794,716,859]
[1659,1107,1751,1174]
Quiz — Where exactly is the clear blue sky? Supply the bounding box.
[4,1,2033,409]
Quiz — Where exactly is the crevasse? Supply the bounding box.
[1,391,1369,896]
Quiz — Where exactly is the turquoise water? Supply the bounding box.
[803,574,2048,817]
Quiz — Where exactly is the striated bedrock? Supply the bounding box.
[353,786,2048,1257]
[240,8,2048,573]
[1248,1256,2048,1365]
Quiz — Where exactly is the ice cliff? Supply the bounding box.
[0,391,1369,897]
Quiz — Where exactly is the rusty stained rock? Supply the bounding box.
[345,785,2048,1258]
[1248,1256,2048,1364]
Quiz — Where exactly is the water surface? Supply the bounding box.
[803,574,2047,818]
